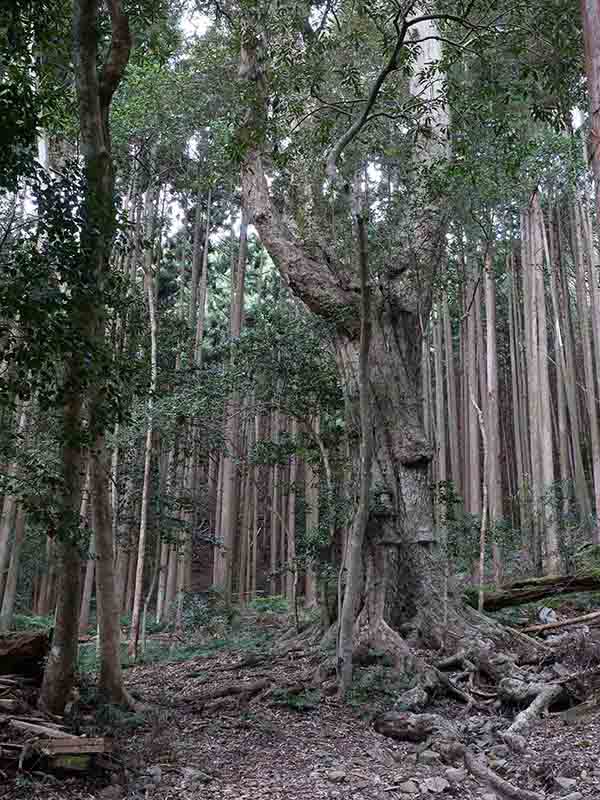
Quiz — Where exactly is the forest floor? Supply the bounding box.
[3,605,600,800]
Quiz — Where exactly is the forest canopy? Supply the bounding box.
[3,1,600,797]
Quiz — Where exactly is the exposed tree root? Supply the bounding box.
[432,666,482,710]
[463,748,544,800]
[191,678,271,713]
[502,683,563,753]
[353,612,418,674]
[373,712,546,798]
[435,650,468,670]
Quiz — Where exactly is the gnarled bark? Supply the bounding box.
[239,11,448,660]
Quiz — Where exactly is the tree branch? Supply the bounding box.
[325,0,481,181]
[239,30,358,326]
[325,7,409,182]
[241,147,358,325]
[99,0,132,111]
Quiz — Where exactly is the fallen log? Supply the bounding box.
[466,573,600,611]
[0,631,50,682]
[522,608,600,634]
[373,712,457,744]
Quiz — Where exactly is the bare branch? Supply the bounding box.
[325,0,481,182]
[325,7,409,182]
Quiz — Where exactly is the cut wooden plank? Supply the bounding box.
[9,715,67,729]
[0,699,19,711]
[9,719,72,738]
[37,737,110,755]
[49,754,91,771]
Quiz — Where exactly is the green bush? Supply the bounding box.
[12,613,53,631]
[247,595,289,614]
[271,687,320,710]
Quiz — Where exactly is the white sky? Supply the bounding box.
[179,5,211,39]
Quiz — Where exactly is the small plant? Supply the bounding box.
[144,619,168,635]
[15,774,37,789]
[271,687,320,710]
[12,613,53,631]
[348,665,415,709]
[248,595,289,614]
[96,703,146,731]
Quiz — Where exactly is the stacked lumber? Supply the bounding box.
[0,636,110,774]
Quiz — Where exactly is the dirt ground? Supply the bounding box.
[2,614,600,800]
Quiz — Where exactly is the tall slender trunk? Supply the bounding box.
[573,204,600,535]
[251,414,261,601]
[466,271,481,517]
[78,470,95,635]
[287,418,298,605]
[337,207,372,694]
[433,312,446,525]
[270,407,280,596]
[443,296,461,497]
[484,253,502,584]
[41,0,131,714]
[216,207,248,600]
[0,507,26,633]
[91,433,130,704]
[0,404,28,606]
[304,442,319,608]
[212,453,224,585]
[129,247,159,659]
[522,209,542,570]
[194,189,212,367]
[581,0,600,232]
[530,196,558,571]
[508,258,528,534]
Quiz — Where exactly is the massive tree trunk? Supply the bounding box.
[239,16,447,649]
[243,154,441,636]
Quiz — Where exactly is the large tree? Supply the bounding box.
[231,2,457,663]
[40,0,132,713]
